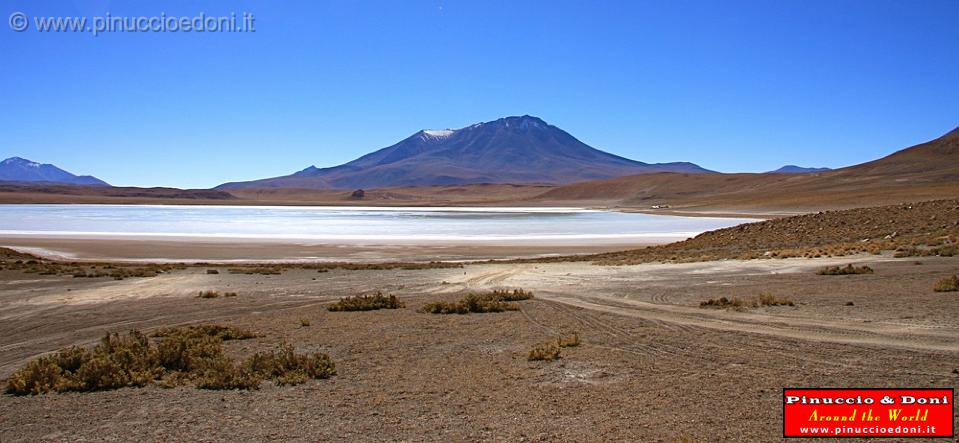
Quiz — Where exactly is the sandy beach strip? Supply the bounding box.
[0,233,679,262]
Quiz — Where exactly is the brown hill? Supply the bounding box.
[530,199,959,265]
[0,184,235,204]
[828,126,959,177]
[535,126,959,212]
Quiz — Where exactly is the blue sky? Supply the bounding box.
[1,0,957,188]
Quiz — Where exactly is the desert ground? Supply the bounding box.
[0,251,957,442]
[0,200,956,441]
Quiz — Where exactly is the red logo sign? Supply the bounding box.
[783,388,954,438]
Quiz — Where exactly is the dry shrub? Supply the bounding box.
[758,293,795,306]
[701,294,795,310]
[6,331,163,395]
[557,333,581,348]
[422,289,533,315]
[528,342,561,361]
[0,251,188,279]
[307,261,462,271]
[154,332,225,374]
[489,288,534,301]
[243,343,336,386]
[935,245,959,257]
[934,275,959,292]
[206,269,219,274]
[527,333,579,362]
[153,324,259,341]
[193,356,261,390]
[327,292,404,311]
[894,247,920,258]
[197,290,220,298]
[699,297,756,310]
[4,324,335,395]
[228,267,282,275]
[422,294,516,314]
[898,244,959,258]
[816,264,874,275]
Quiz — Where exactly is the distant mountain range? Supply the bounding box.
[0,157,109,186]
[4,123,957,208]
[769,165,831,174]
[217,115,711,190]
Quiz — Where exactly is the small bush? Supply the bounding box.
[228,267,282,275]
[5,347,86,395]
[701,294,795,310]
[224,292,237,297]
[4,324,337,395]
[421,290,533,315]
[242,343,336,386]
[154,333,225,374]
[527,332,579,362]
[153,324,259,341]
[758,293,795,307]
[699,297,756,310]
[197,290,220,299]
[299,319,311,327]
[931,245,958,257]
[327,292,404,312]
[488,289,534,301]
[816,264,874,275]
[193,357,261,391]
[557,333,581,348]
[528,342,561,361]
[934,275,959,292]
[422,294,516,314]
[5,331,163,395]
[206,269,219,275]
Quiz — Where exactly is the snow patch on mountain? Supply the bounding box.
[422,129,455,137]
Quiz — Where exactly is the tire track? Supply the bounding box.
[542,292,959,354]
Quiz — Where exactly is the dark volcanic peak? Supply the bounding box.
[218,115,711,190]
[0,157,109,186]
[490,115,548,128]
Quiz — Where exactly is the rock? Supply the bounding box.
[350,189,366,199]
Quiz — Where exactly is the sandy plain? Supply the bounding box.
[0,252,957,442]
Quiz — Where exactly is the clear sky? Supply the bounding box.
[1,0,957,188]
